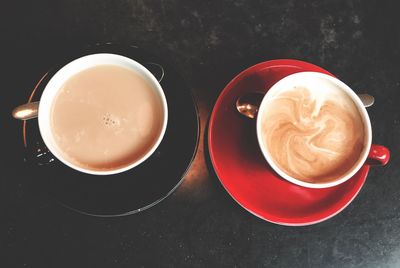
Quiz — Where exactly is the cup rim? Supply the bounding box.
[256,71,372,188]
[38,53,168,175]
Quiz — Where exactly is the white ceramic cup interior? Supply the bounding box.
[256,71,372,188]
[38,53,168,175]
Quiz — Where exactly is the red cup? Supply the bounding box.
[255,72,389,188]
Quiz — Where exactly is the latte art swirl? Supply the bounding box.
[261,86,365,183]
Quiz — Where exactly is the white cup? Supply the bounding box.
[14,53,168,175]
[256,72,372,188]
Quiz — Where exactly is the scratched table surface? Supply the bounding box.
[2,0,400,267]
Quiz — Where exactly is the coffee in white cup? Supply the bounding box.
[257,72,371,188]
[14,53,168,175]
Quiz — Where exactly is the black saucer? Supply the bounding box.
[22,43,199,217]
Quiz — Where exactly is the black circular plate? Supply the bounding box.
[22,43,199,216]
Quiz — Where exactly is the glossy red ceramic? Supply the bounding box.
[208,59,390,225]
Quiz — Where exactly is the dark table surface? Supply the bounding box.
[2,0,400,267]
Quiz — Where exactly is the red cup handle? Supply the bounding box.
[366,144,390,166]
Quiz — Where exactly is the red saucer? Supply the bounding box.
[208,59,386,226]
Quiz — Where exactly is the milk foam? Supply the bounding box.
[260,78,365,183]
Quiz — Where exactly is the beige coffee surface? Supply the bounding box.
[51,65,164,171]
[260,86,365,183]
